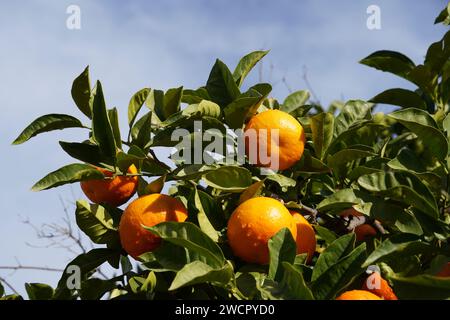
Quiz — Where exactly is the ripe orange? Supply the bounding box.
[340,208,377,241]
[436,262,450,277]
[80,164,138,207]
[244,109,306,171]
[336,290,382,300]
[362,272,398,300]
[119,193,188,259]
[290,211,316,263]
[227,197,297,265]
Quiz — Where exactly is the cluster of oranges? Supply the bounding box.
[79,109,448,300]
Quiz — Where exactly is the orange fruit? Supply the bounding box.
[362,272,398,300]
[227,197,297,264]
[244,109,306,171]
[119,193,188,259]
[80,164,138,207]
[336,290,382,300]
[436,262,450,277]
[340,208,377,241]
[290,211,316,263]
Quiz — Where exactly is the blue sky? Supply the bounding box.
[0,0,447,296]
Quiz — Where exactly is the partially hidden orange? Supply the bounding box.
[81,164,138,207]
[119,193,188,259]
[362,272,398,300]
[336,290,382,300]
[227,197,297,265]
[244,109,306,171]
[290,211,316,263]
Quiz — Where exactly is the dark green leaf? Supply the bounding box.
[92,81,117,159]
[279,262,314,300]
[12,114,84,145]
[360,50,415,79]
[233,50,269,87]
[203,166,252,192]
[80,278,118,300]
[31,163,104,191]
[370,88,427,109]
[311,233,355,281]
[206,59,240,107]
[169,261,233,291]
[25,283,54,300]
[71,66,92,118]
[363,234,431,267]
[268,228,297,282]
[311,243,366,300]
[310,112,334,160]
[53,248,120,299]
[281,90,310,114]
[334,100,372,137]
[145,222,226,268]
[59,141,113,167]
[128,88,150,127]
[75,200,120,246]
[358,171,439,219]
[108,108,122,149]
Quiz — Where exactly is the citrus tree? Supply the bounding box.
[3,4,450,300]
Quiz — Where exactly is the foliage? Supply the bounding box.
[7,5,450,300]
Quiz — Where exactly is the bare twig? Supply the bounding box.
[0,266,64,272]
[302,65,320,104]
[0,277,19,295]
[282,77,293,93]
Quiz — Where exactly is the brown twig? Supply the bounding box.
[0,266,64,272]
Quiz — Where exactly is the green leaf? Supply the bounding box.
[71,66,92,118]
[358,171,439,219]
[233,50,269,87]
[131,111,152,150]
[360,50,415,79]
[328,149,376,179]
[53,248,120,299]
[59,141,113,167]
[311,233,355,281]
[92,81,117,159]
[80,278,118,300]
[279,262,314,300]
[203,166,252,192]
[389,273,450,300]
[31,163,104,191]
[334,100,372,137]
[363,234,431,268]
[0,281,3,297]
[108,108,122,149]
[311,243,366,300]
[310,112,334,160]
[313,225,337,245]
[128,88,150,127]
[181,87,211,104]
[188,189,222,242]
[145,222,226,268]
[206,59,240,107]
[25,283,54,300]
[162,86,184,120]
[317,189,361,212]
[268,228,297,282]
[388,108,448,160]
[12,114,84,145]
[370,88,427,109]
[75,200,120,246]
[169,261,233,291]
[280,90,310,114]
[224,84,271,129]
[370,201,423,236]
[435,3,450,25]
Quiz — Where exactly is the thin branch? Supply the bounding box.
[0,277,19,295]
[0,266,64,272]
[302,65,320,104]
[282,77,293,93]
